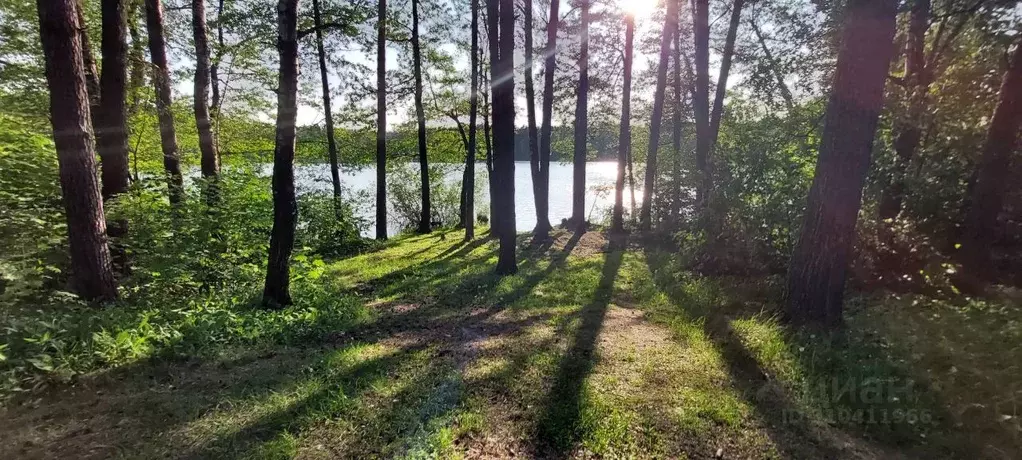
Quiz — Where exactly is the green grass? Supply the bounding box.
[2,229,1019,458]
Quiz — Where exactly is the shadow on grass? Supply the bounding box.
[2,230,604,459]
[536,247,624,456]
[641,246,970,459]
[183,343,438,459]
[492,230,584,309]
[1,343,358,459]
[357,233,495,297]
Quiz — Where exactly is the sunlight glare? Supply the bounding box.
[620,0,657,19]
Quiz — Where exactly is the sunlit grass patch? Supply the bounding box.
[575,384,640,456]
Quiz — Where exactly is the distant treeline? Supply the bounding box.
[288,122,658,164]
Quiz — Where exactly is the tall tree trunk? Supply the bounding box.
[612,14,634,233]
[639,0,678,230]
[570,0,590,229]
[708,0,744,150]
[464,0,479,241]
[312,0,342,211]
[76,1,101,132]
[192,0,219,188]
[692,0,710,208]
[698,0,744,240]
[785,0,897,328]
[536,0,558,237]
[958,38,1022,284]
[671,22,683,221]
[36,0,119,301]
[484,87,496,233]
[491,0,517,274]
[211,0,225,160]
[450,116,470,229]
[127,0,145,119]
[126,0,145,182]
[144,0,183,204]
[878,0,929,220]
[524,0,542,237]
[211,0,224,113]
[412,0,431,233]
[376,0,387,240]
[484,0,499,236]
[97,0,131,201]
[97,0,132,274]
[263,0,301,308]
[627,135,637,218]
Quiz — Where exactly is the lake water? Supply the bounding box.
[280,161,639,237]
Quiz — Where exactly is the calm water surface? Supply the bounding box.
[279,161,639,237]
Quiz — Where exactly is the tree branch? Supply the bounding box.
[297,22,351,39]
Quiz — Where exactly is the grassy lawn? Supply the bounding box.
[1,229,1019,459]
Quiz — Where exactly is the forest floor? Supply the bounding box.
[1,229,1020,459]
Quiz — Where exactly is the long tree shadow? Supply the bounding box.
[641,246,861,458]
[0,341,381,459]
[640,246,969,459]
[183,342,435,459]
[353,231,581,342]
[354,234,495,296]
[492,230,584,309]
[536,247,624,457]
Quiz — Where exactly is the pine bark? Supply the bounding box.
[570,0,590,229]
[126,0,146,120]
[37,0,119,301]
[639,0,678,229]
[192,0,219,184]
[959,39,1022,282]
[412,0,431,233]
[692,0,710,208]
[76,1,101,132]
[211,0,225,114]
[785,0,897,328]
[612,15,634,233]
[97,0,131,200]
[376,0,388,240]
[490,0,517,274]
[144,0,183,204]
[484,87,496,234]
[524,0,543,237]
[464,0,479,241]
[263,0,300,307]
[671,23,683,221]
[536,0,558,237]
[312,0,342,210]
[484,0,499,236]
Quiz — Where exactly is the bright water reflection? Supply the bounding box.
[283,161,642,237]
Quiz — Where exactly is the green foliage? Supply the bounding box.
[671,98,823,274]
[297,190,374,257]
[0,115,66,300]
[387,162,467,230]
[0,150,373,396]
